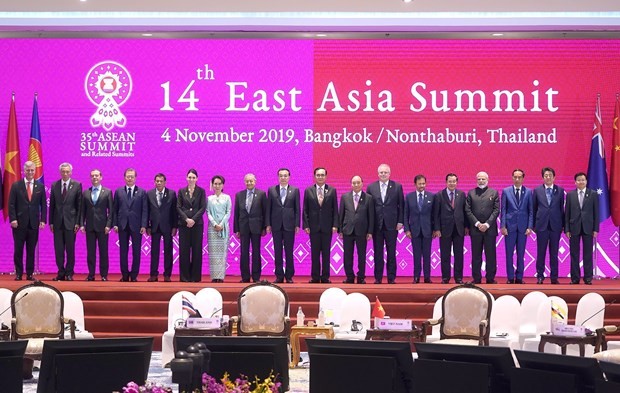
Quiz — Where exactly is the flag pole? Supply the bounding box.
[593,237,602,280]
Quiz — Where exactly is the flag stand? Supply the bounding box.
[593,238,603,280]
[33,243,42,275]
[615,226,620,280]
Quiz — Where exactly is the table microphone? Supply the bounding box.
[580,299,616,327]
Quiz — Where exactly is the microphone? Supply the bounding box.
[0,292,28,319]
[580,299,616,327]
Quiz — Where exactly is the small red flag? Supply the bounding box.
[372,296,386,319]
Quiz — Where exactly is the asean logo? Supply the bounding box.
[85,61,132,131]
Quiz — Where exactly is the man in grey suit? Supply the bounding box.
[49,162,82,281]
[266,168,300,283]
[339,175,374,284]
[8,161,47,281]
[500,169,533,284]
[466,171,500,284]
[147,173,178,282]
[432,173,468,284]
[565,172,599,285]
[303,167,338,284]
[80,169,113,281]
[404,174,434,284]
[113,168,148,282]
[234,173,268,283]
[366,163,404,284]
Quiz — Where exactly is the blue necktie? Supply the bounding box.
[418,193,423,210]
[546,188,552,205]
[92,187,99,204]
[280,187,286,204]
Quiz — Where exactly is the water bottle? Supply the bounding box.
[297,306,305,327]
[317,308,325,327]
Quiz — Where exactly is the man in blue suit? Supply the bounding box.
[404,174,434,283]
[532,167,565,284]
[113,168,148,282]
[500,169,533,284]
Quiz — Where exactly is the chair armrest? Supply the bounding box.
[421,319,442,342]
[480,319,489,346]
[63,318,76,339]
[10,319,16,340]
[229,316,239,336]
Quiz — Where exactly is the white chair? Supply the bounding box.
[161,291,195,367]
[423,296,443,343]
[318,287,347,326]
[0,288,13,329]
[521,297,562,353]
[62,291,94,339]
[519,291,548,348]
[195,288,223,319]
[567,292,606,356]
[333,293,371,340]
[489,295,521,350]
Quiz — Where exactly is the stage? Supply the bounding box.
[2,274,619,351]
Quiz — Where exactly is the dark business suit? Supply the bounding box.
[82,186,113,279]
[366,180,404,283]
[432,188,468,282]
[147,188,178,279]
[500,186,533,281]
[466,186,500,283]
[113,185,148,281]
[49,179,82,279]
[233,188,268,282]
[177,186,207,282]
[8,179,47,278]
[303,184,339,282]
[339,191,375,282]
[565,188,599,283]
[532,185,565,281]
[266,185,300,281]
[404,191,434,282]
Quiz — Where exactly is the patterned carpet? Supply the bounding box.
[23,351,310,393]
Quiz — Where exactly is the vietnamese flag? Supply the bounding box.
[3,93,21,220]
[372,296,386,319]
[611,94,620,226]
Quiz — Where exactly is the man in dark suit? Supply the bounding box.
[147,173,178,282]
[465,171,500,284]
[266,168,300,283]
[113,168,148,282]
[432,173,468,284]
[565,172,600,285]
[8,161,47,281]
[303,167,338,284]
[80,169,113,281]
[49,162,82,281]
[366,163,404,284]
[532,167,565,284]
[404,174,434,284]
[339,175,374,284]
[500,169,533,284]
[234,173,268,283]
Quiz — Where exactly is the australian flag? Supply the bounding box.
[587,95,611,222]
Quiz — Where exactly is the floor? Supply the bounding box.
[23,351,311,393]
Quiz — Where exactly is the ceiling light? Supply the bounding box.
[316,33,327,37]
[141,33,153,37]
[403,0,414,3]
[491,33,504,37]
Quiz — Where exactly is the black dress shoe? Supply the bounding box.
[101,277,108,281]
[285,278,294,284]
[473,280,482,284]
[86,276,95,282]
[52,276,64,281]
[357,278,366,284]
[120,277,129,282]
[486,280,497,284]
[309,279,321,283]
[374,280,382,284]
[164,276,171,282]
[570,280,580,285]
[130,277,138,282]
[424,279,433,284]
[441,279,450,284]
[65,276,74,281]
[413,277,420,284]
[584,280,592,285]
[321,279,331,284]
[147,276,158,282]
[343,279,355,284]
[550,279,559,285]
[239,279,251,283]
[455,279,464,284]
[274,278,284,283]
[506,279,515,284]
[515,279,524,284]
[14,276,22,281]
[387,280,396,284]
[26,275,34,281]
[537,277,544,284]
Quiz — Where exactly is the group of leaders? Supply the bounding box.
[8,161,599,285]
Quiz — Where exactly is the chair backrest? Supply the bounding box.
[534,298,553,335]
[491,295,521,339]
[319,287,347,325]
[11,281,65,339]
[237,282,289,336]
[62,291,86,331]
[167,291,195,331]
[195,288,224,318]
[440,284,493,343]
[0,288,13,327]
[575,292,606,329]
[520,291,548,334]
[338,292,371,332]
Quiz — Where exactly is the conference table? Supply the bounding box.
[538,333,600,357]
[365,326,423,351]
[173,323,230,353]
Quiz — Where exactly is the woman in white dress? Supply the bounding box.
[207,175,231,283]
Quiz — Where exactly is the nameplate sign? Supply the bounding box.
[186,317,221,329]
[375,318,412,330]
[551,323,586,337]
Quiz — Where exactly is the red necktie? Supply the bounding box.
[27,182,32,201]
